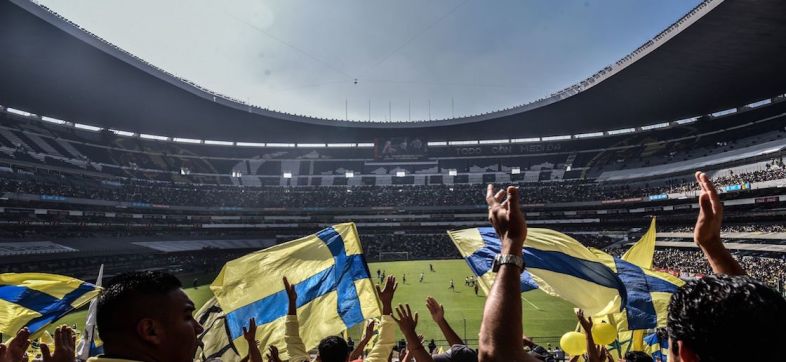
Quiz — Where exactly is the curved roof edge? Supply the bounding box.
[12,0,720,129]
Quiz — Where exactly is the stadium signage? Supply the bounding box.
[450,143,562,156]
[722,183,751,192]
[648,194,669,201]
[754,196,779,204]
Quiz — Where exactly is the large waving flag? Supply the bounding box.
[0,273,101,335]
[195,296,237,361]
[208,223,381,361]
[588,218,683,359]
[591,218,683,331]
[449,227,628,316]
[590,249,683,330]
[622,217,656,269]
[644,332,669,361]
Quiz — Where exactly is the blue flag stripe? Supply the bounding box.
[472,228,626,301]
[224,251,370,340]
[614,257,680,330]
[463,232,539,291]
[316,227,367,329]
[0,285,63,314]
[0,282,97,334]
[614,258,658,329]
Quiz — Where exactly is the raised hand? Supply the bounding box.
[694,171,723,247]
[283,277,298,316]
[242,318,258,343]
[41,325,76,362]
[376,275,397,315]
[392,304,419,337]
[242,318,263,362]
[576,309,593,332]
[3,327,31,362]
[576,310,601,362]
[266,346,282,362]
[485,185,527,254]
[361,319,377,342]
[692,171,745,275]
[425,297,445,323]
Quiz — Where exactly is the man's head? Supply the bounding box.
[433,344,478,362]
[97,271,204,362]
[667,274,786,362]
[317,335,349,362]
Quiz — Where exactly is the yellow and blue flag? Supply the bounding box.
[0,273,101,335]
[622,217,657,270]
[643,332,669,361]
[449,227,628,316]
[591,249,683,330]
[591,218,684,331]
[208,223,381,361]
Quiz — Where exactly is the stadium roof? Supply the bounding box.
[0,0,785,143]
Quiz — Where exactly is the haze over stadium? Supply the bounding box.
[0,0,785,361]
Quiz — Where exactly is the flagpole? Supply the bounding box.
[77,264,103,361]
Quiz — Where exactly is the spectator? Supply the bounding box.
[93,271,204,362]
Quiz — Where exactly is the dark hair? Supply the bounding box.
[623,351,653,362]
[97,271,182,343]
[318,336,349,362]
[667,274,786,361]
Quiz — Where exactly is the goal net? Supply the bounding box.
[378,251,409,261]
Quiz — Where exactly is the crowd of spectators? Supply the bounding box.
[0,249,251,281]
[3,163,786,209]
[664,161,786,194]
[663,224,786,233]
[714,160,786,185]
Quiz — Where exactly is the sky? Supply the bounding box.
[37,0,702,122]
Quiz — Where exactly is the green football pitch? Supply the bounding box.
[50,259,576,348]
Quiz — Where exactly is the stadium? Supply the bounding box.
[1,0,785,361]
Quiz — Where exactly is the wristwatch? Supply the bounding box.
[492,254,524,272]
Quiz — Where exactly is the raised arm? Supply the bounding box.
[576,310,600,362]
[392,304,434,362]
[2,327,31,362]
[693,172,745,276]
[425,297,463,346]
[266,346,283,362]
[365,276,398,362]
[348,320,376,361]
[282,277,310,362]
[242,318,263,362]
[41,325,77,362]
[479,185,534,362]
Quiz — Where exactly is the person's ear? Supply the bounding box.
[136,318,165,346]
[677,340,700,362]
